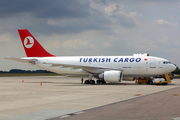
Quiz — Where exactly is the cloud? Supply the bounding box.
[154,19,178,27]
[108,36,119,41]
[104,4,125,15]
[0,0,141,36]
[0,0,112,35]
[126,36,157,51]
[156,36,180,49]
[90,0,107,10]
[90,0,107,5]
[62,39,93,49]
[157,36,169,45]
[0,0,90,19]
[44,16,109,35]
[103,4,141,28]
[0,33,11,42]
[43,40,60,49]
[103,42,112,47]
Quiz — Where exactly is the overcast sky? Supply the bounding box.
[1,0,180,71]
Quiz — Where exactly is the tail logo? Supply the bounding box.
[24,36,34,48]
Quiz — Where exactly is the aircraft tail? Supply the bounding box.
[18,29,55,57]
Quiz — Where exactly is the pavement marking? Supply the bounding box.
[47,111,84,120]
[73,111,84,114]
[59,115,71,118]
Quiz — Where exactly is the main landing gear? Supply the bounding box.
[84,79,106,84]
[84,80,95,84]
[96,79,106,84]
[84,80,106,85]
[83,74,106,85]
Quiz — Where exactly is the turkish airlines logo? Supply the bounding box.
[24,36,34,48]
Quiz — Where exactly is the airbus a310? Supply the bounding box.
[6,29,176,84]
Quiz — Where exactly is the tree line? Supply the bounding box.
[172,67,180,75]
[0,69,54,73]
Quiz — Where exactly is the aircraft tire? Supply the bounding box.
[96,80,101,84]
[150,81,153,85]
[162,83,168,85]
[102,80,106,84]
[85,80,90,84]
[90,80,95,84]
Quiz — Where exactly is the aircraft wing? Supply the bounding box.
[5,57,37,66]
[49,63,124,74]
[5,57,124,74]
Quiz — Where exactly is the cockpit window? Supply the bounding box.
[163,61,171,64]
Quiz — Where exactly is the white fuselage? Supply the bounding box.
[23,55,176,77]
[7,29,177,83]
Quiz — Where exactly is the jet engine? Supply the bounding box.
[98,70,123,82]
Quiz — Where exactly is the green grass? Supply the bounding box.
[173,75,180,78]
[0,73,60,77]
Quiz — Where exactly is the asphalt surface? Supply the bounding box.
[61,87,180,120]
[0,77,179,120]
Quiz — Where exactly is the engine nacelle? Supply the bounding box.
[98,70,123,82]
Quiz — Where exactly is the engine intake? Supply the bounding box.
[98,70,123,82]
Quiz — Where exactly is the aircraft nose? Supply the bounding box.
[171,64,177,71]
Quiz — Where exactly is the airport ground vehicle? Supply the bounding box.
[135,73,172,85]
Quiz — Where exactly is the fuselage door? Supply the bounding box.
[150,58,156,68]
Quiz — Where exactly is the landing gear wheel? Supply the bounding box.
[96,80,101,84]
[90,80,95,84]
[150,81,153,85]
[84,80,90,84]
[102,80,106,84]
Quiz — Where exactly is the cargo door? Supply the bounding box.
[150,58,156,68]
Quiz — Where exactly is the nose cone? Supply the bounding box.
[171,64,177,72]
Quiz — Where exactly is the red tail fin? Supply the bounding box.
[18,29,55,57]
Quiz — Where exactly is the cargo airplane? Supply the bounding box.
[5,29,176,84]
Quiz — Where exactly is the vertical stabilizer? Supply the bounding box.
[18,29,55,57]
